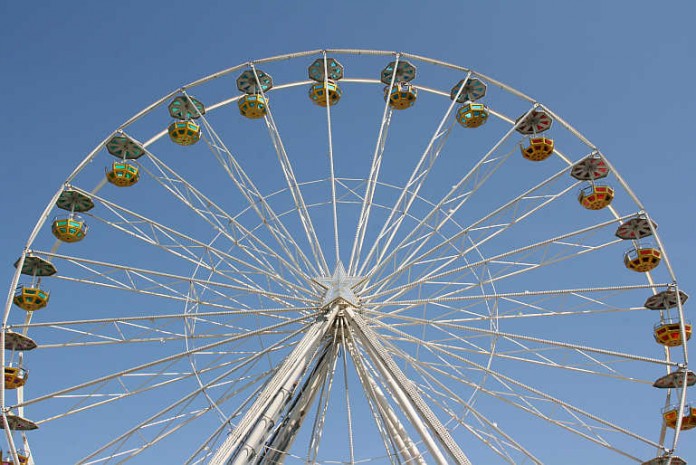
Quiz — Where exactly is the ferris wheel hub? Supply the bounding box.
[315,261,362,309]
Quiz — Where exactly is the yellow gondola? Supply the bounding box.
[309,80,342,107]
[654,321,692,347]
[385,82,417,110]
[106,161,140,187]
[4,366,28,390]
[456,102,488,128]
[1,451,29,465]
[521,137,555,161]
[578,184,614,210]
[168,120,201,146]
[51,216,88,243]
[238,94,269,119]
[663,405,696,430]
[624,247,661,272]
[12,286,49,311]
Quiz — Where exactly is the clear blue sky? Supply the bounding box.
[2,1,695,464]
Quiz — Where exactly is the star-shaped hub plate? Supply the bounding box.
[315,262,362,309]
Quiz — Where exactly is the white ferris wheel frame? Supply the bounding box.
[1,49,690,465]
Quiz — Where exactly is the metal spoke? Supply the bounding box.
[194,108,320,277]
[31,250,314,309]
[81,367,275,465]
[411,362,542,465]
[141,149,314,289]
[306,338,340,465]
[322,52,341,266]
[368,282,663,309]
[397,339,637,462]
[348,55,399,275]
[357,74,468,277]
[208,305,340,464]
[17,308,306,349]
[16,315,311,411]
[369,317,661,451]
[64,187,318,305]
[361,104,539,282]
[363,158,578,297]
[245,69,330,274]
[364,215,631,302]
[368,311,674,368]
[80,322,311,464]
[37,355,248,424]
[183,371,283,465]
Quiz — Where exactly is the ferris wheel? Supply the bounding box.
[2,49,693,465]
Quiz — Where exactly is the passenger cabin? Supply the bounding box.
[4,366,28,390]
[654,321,692,347]
[12,286,49,311]
[307,58,344,107]
[106,134,145,160]
[168,120,201,146]
[3,331,37,351]
[456,103,488,128]
[615,216,656,240]
[385,82,417,110]
[515,109,553,135]
[578,184,614,210]
[624,247,661,272]
[238,94,269,119]
[168,95,205,120]
[1,451,29,465]
[0,415,38,431]
[107,161,140,187]
[52,216,88,243]
[521,137,554,161]
[309,80,342,107]
[663,405,696,430]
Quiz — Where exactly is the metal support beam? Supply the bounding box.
[346,332,426,465]
[256,343,336,465]
[207,306,339,465]
[345,308,472,465]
